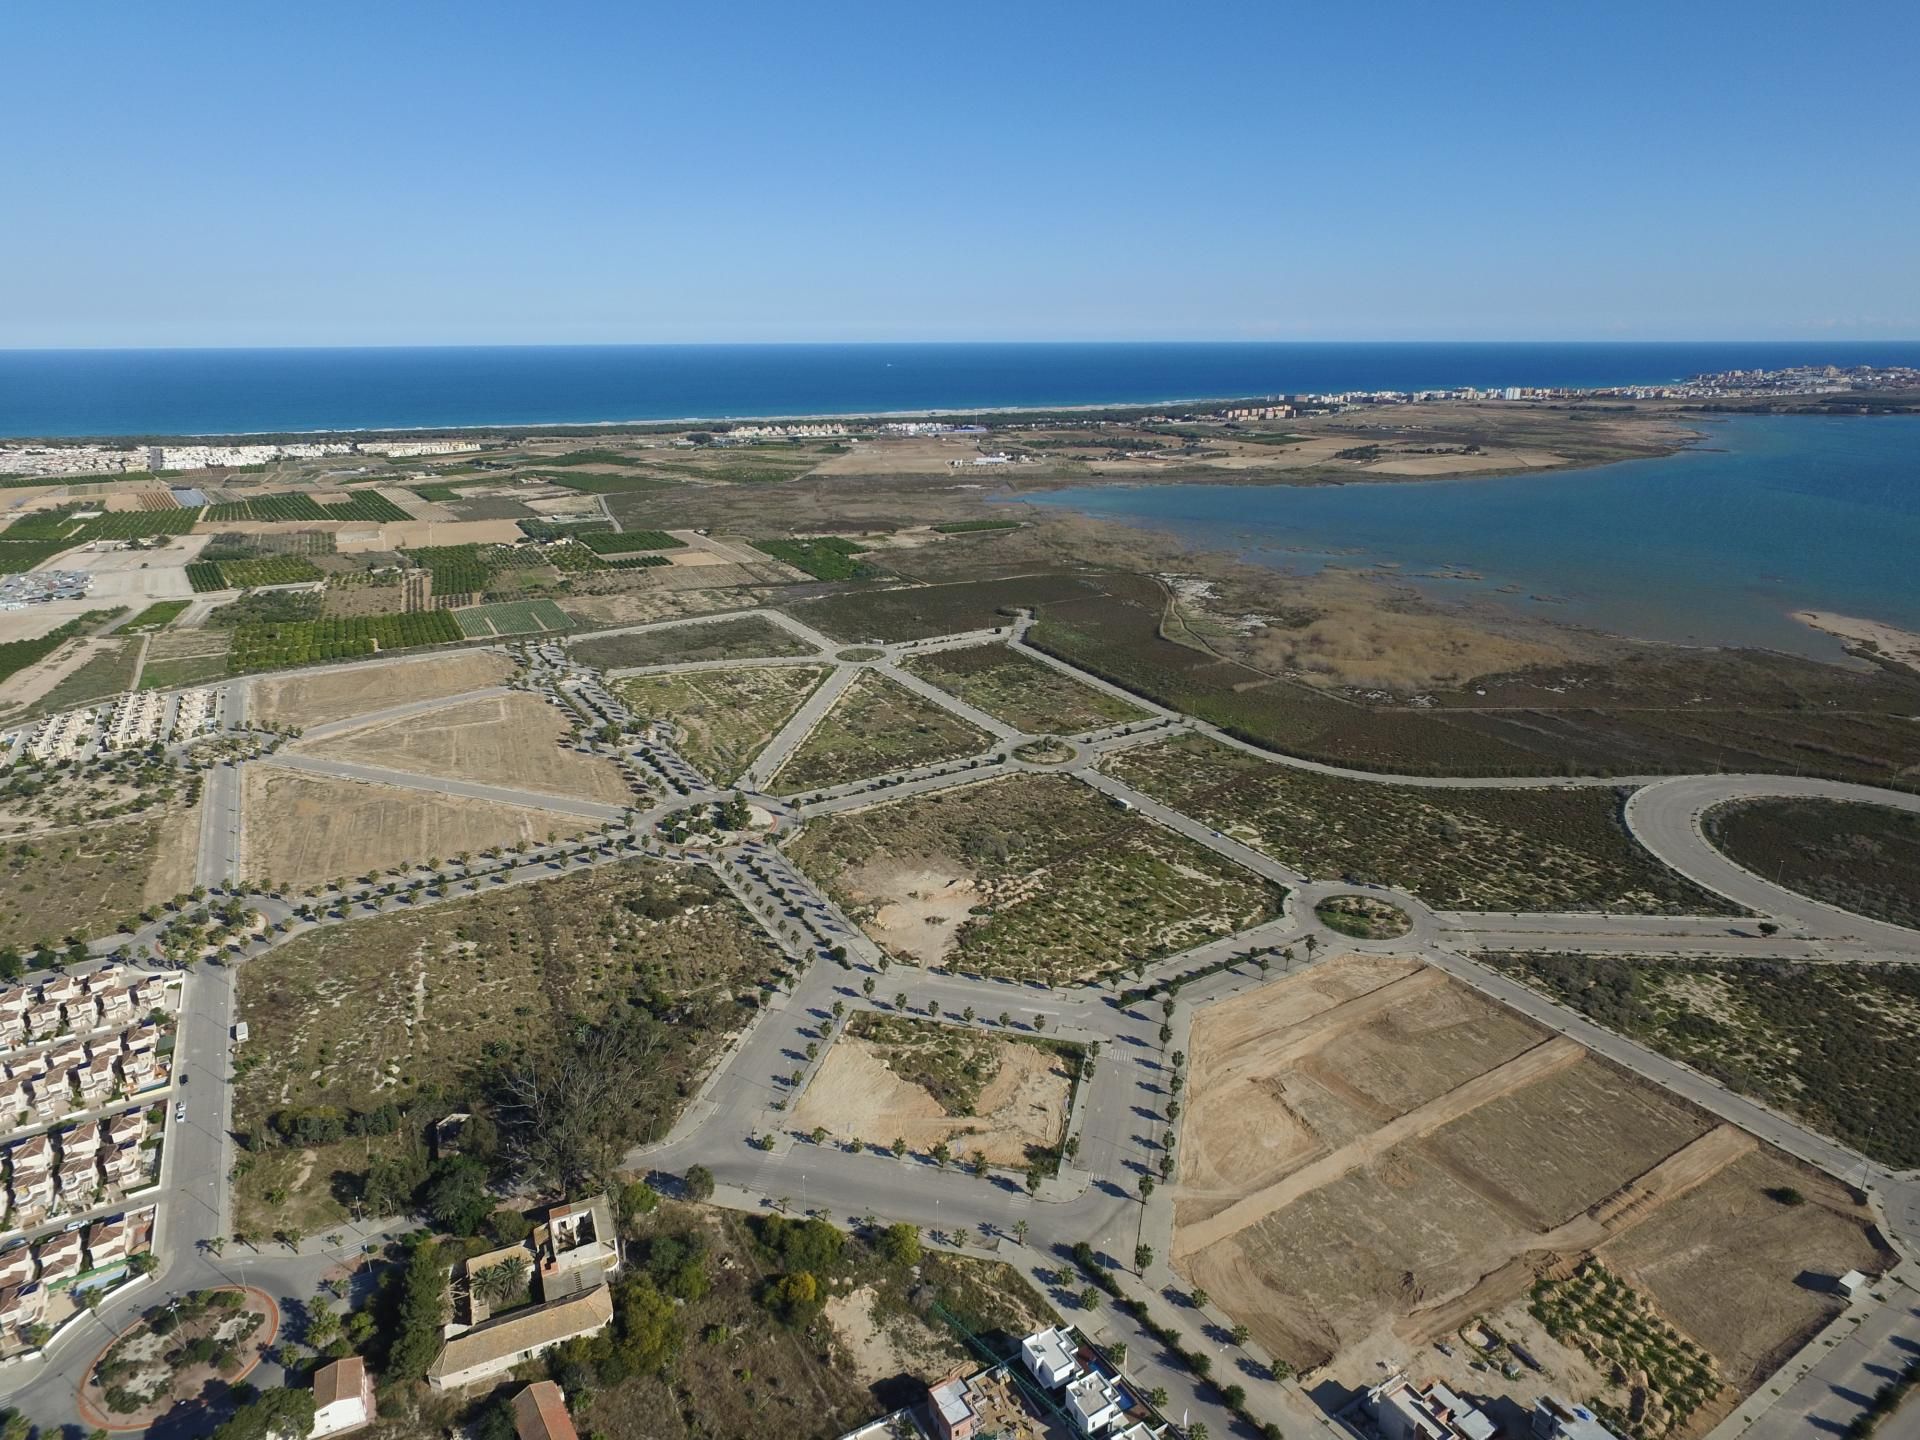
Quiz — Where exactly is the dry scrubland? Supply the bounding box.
[1104,734,1726,913]
[1174,957,1889,1430]
[793,1013,1072,1167]
[1703,797,1920,931]
[769,669,991,794]
[616,665,830,785]
[900,643,1147,734]
[232,861,779,1235]
[569,615,818,669]
[293,691,632,803]
[0,808,196,948]
[249,650,516,728]
[788,773,1284,980]
[240,769,591,889]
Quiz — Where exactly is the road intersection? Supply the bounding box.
[5,608,1918,1439]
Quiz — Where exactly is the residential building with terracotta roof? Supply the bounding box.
[427,1285,614,1391]
[311,1355,376,1436]
[512,1380,580,1440]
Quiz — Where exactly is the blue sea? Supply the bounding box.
[1023,414,1920,662]
[4,340,1920,438]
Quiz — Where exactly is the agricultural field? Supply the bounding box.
[560,1203,1054,1440]
[787,773,1284,981]
[794,1013,1076,1168]
[293,692,632,804]
[1103,734,1728,913]
[204,490,410,523]
[137,629,232,690]
[19,636,143,715]
[451,597,574,638]
[0,812,188,950]
[0,537,79,574]
[185,561,226,592]
[1482,952,1920,1167]
[575,528,684,552]
[121,599,191,632]
[239,769,593,889]
[751,536,872,580]
[569,615,818,669]
[231,861,780,1234]
[1703,797,1920,930]
[616,665,830,785]
[207,555,324,587]
[250,650,516,728]
[901,643,1147,734]
[226,610,463,671]
[2,505,200,544]
[769,670,991,795]
[1173,956,1889,1423]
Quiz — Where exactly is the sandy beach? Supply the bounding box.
[1796,610,1920,674]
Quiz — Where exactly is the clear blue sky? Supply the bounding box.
[4,0,1916,347]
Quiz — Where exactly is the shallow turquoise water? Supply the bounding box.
[1021,415,1920,660]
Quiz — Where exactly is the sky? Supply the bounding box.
[3,0,1917,348]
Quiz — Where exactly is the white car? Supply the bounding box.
[174,1102,186,1123]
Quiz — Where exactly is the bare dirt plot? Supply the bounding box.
[240,769,592,889]
[901,643,1148,734]
[249,650,516,728]
[1600,1149,1894,1391]
[769,669,992,795]
[792,1028,1070,1167]
[1173,956,1887,1410]
[292,691,631,803]
[789,773,1284,982]
[615,665,830,785]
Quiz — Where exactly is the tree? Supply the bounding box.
[1190,1287,1209,1309]
[683,1165,715,1202]
[862,977,876,996]
[878,1223,921,1267]
[1079,1285,1100,1312]
[1138,1175,1155,1199]
[1135,1244,1154,1270]
[420,1154,492,1236]
[891,1136,908,1158]
[386,1240,450,1381]
[209,1388,318,1440]
[1147,1387,1170,1408]
[1012,1219,1029,1245]
[1230,1322,1251,1346]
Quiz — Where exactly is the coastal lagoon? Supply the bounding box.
[1021,415,1920,661]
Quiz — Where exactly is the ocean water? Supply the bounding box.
[1020,415,1920,661]
[5,340,1920,438]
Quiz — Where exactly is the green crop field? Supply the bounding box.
[215,556,325,587]
[0,539,77,574]
[204,490,411,523]
[574,528,684,553]
[451,598,575,638]
[226,610,462,671]
[4,505,201,545]
[185,561,227,593]
[121,600,192,632]
[752,536,872,580]
[933,519,1022,534]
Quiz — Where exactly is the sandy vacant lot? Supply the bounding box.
[250,651,515,729]
[241,769,590,887]
[793,1032,1068,1167]
[834,858,981,965]
[294,691,631,803]
[1174,956,1890,1423]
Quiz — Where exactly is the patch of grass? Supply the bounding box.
[903,644,1146,734]
[139,652,232,690]
[1105,733,1729,914]
[787,574,1103,643]
[1483,951,1920,1168]
[1314,893,1411,938]
[770,671,990,794]
[232,861,783,1235]
[1703,798,1920,931]
[29,637,144,713]
[570,616,818,669]
[752,537,873,581]
[790,772,1285,982]
[617,665,831,785]
[122,600,192,632]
